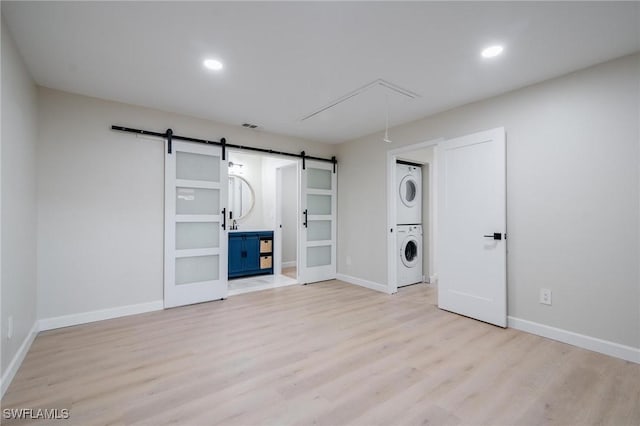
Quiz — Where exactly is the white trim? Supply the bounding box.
[275,162,301,279]
[1,320,39,397]
[175,179,219,189]
[336,273,392,295]
[508,316,640,364]
[275,167,284,277]
[39,300,164,331]
[306,188,332,196]
[175,214,219,223]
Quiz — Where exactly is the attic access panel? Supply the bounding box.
[297,79,420,142]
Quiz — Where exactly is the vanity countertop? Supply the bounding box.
[228,229,273,233]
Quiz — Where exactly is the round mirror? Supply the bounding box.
[228,174,255,221]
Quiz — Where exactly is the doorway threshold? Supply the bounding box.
[228,274,299,296]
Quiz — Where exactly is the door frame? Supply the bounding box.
[275,162,300,280]
[386,138,442,294]
[225,149,302,286]
[275,166,283,277]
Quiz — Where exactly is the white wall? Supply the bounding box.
[337,53,640,349]
[37,88,335,320]
[1,21,39,383]
[281,164,298,265]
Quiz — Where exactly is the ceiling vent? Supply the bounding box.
[242,123,259,129]
[300,79,420,122]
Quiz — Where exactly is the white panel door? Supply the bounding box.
[437,127,506,327]
[165,141,228,308]
[300,160,337,283]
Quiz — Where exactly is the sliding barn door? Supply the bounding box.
[299,160,337,283]
[437,127,506,327]
[164,141,228,308]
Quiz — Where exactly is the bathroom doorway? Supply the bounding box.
[226,151,299,295]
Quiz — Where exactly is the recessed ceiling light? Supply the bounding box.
[481,45,504,58]
[203,59,223,71]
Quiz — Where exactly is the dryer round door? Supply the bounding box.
[401,236,420,268]
[399,175,419,207]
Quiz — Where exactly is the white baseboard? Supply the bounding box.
[508,316,639,364]
[1,320,39,398]
[39,300,164,331]
[281,261,296,269]
[336,273,392,294]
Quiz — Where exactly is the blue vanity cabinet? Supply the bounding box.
[228,234,252,277]
[228,231,274,278]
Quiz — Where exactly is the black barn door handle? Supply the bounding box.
[303,209,308,228]
[483,232,502,240]
[221,208,226,230]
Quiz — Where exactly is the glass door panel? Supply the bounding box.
[307,168,332,190]
[307,246,332,268]
[307,220,331,242]
[307,194,331,215]
[176,151,220,182]
[176,188,220,214]
[176,222,220,250]
[176,255,220,285]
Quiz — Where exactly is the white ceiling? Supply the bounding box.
[3,2,639,144]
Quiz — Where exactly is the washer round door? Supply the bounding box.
[399,175,419,207]
[401,236,420,268]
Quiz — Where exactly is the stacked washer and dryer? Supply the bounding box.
[396,162,423,287]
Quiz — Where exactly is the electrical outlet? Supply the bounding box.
[539,288,552,305]
[7,316,13,339]
[346,256,352,266]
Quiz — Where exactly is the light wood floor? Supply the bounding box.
[3,281,639,426]
[282,267,297,279]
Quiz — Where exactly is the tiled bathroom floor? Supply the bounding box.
[228,273,298,296]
